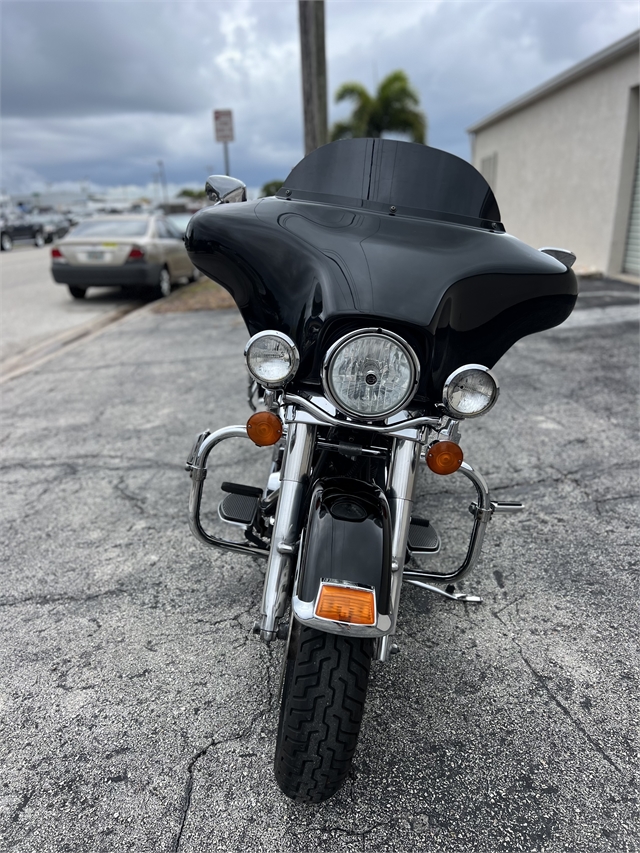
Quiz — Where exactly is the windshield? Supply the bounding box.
[277,138,501,228]
[69,219,149,238]
[168,214,192,234]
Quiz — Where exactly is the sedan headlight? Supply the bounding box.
[442,364,499,418]
[244,331,299,388]
[323,329,420,419]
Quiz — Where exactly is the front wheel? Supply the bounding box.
[274,622,373,803]
[1,232,13,251]
[34,232,45,248]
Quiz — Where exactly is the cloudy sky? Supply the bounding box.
[1,0,638,196]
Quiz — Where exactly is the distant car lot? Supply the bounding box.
[51,214,197,299]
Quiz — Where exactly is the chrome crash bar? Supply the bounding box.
[403,460,523,586]
[186,426,270,559]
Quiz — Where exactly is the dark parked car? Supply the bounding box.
[30,213,71,243]
[0,214,46,251]
[51,214,199,299]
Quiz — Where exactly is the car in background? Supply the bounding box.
[30,212,71,243]
[166,212,193,237]
[0,213,46,251]
[50,214,198,299]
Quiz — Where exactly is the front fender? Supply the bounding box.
[292,477,393,637]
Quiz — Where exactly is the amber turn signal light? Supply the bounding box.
[426,440,463,475]
[246,411,283,447]
[315,584,376,625]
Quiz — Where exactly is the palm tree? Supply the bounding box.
[330,70,427,144]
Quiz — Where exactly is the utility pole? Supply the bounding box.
[298,0,328,155]
[157,159,168,205]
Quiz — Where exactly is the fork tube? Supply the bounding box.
[379,434,422,658]
[259,423,316,641]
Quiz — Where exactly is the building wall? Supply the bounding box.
[471,50,639,275]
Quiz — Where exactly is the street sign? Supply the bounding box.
[214,110,234,143]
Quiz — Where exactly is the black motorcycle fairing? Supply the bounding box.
[185,195,577,401]
[297,478,392,614]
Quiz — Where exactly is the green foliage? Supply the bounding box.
[260,180,284,197]
[330,70,427,144]
[178,188,208,200]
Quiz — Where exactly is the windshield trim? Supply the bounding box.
[275,188,505,232]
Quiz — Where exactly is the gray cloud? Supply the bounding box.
[1,0,637,191]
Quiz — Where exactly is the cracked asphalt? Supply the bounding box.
[1,278,638,852]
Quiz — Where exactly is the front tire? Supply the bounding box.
[274,622,373,803]
[34,232,45,248]
[1,232,13,251]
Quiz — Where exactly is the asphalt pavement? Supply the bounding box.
[0,245,142,377]
[0,279,638,852]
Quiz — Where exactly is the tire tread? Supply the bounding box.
[274,625,372,803]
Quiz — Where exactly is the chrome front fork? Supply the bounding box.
[258,422,316,641]
[377,433,423,661]
[256,426,422,647]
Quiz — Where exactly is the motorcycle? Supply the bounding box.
[183,139,577,803]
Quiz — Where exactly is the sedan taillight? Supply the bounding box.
[126,246,145,262]
[51,247,67,263]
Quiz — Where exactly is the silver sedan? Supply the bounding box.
[50,214,198,300]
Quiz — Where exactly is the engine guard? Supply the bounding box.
[292,477,394,637]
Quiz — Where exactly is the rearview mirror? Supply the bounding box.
[205,175,247,205]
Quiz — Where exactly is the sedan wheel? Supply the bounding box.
[34,232,45,248]
[157,267,172,298]
[68,286,87,300]
[1,233,13,252]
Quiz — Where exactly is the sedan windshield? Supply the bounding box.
[69,219,149,238]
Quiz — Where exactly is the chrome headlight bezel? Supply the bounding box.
[321,328,421,421]
[244,330,300,388]
[442,364,499,419]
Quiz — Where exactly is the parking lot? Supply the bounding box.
[0,278,638,852]
[0,245,143,378]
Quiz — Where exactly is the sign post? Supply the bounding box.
[213,109,234,176]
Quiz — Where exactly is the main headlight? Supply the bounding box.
[244,331,299,388]
[323,329,420,419]
[442,364,499,418]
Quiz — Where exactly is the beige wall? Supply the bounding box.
[471,50,639,275]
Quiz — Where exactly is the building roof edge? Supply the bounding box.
[467,29,640,134]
